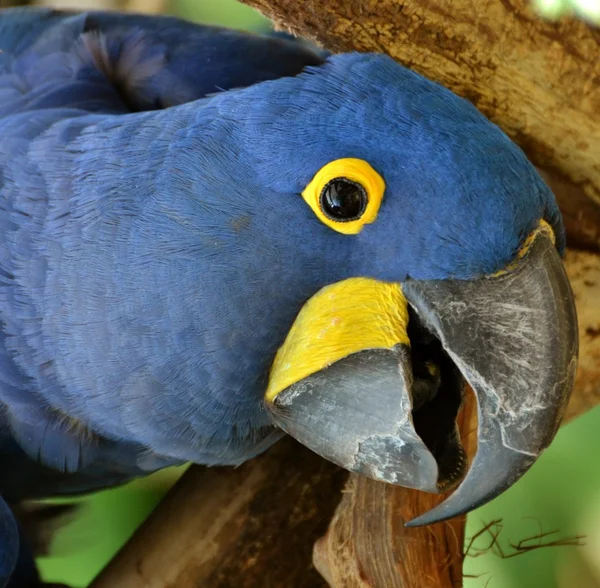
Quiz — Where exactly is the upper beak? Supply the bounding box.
[265,226,578,524]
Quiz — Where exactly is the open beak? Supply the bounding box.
[265,224,578,524]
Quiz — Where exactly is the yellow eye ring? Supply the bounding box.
[301,158,386,235]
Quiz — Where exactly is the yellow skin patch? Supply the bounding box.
[301,158,386,235]
[265,278,409,402]
[493,219,555,276]
[265,220,554,403]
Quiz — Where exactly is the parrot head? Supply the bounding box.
[210,52,578,524]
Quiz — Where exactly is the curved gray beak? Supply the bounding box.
[266,231,578,524]
[403,232,578,524]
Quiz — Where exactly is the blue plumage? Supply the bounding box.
[0,7,563,585]
[0,497,18,588]
[0,6,324,471]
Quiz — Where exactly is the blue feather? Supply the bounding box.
[0,496,18,588]
[0,8,322,486]
[0,1,562,530]
[0,9,566,583]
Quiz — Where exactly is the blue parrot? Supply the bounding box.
[0,7,578,586]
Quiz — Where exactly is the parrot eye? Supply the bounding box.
[301,158,385,235]
[320,178,367,222]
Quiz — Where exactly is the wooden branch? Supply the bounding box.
[123,0,168,14]
[313,477,463,588]
[540,171,600,423]
[89,437,347,588]
[313,391,476,587]
[539,169,600,253]
[564,249,600,423]
[241,0,600,210]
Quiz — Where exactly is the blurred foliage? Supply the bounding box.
[38,465,187,587]
[170,0,269,30]
[534,0,600,24]
[464,408,600,588]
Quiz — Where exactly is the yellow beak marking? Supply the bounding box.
[265,278,409,403]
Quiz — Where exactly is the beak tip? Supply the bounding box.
[353,432,442,492]
[404,505,463,527]
[404,516,429,528]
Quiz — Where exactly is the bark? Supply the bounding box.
[541,172,600,423]
[564,249,600,423]
[90,437,347,588]
[313,395,476,588]
[313,477,464,588]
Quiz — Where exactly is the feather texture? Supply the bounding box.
[0,8,563,585]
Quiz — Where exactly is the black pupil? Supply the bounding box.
[320,178,367,222]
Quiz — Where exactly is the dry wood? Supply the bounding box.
[539,169,600,254]
[540,172,600,423]
[564,249,600,423]
[313,393,476,588]
[90,437,347,588]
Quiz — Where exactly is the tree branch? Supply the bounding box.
[564,249,600,423]
[313,394,476,587]
[89,438,347,588]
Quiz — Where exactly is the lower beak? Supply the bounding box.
[266,230,578,524]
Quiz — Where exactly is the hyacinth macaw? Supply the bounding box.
[0,7,578,587]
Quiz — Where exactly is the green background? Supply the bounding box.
[35,2,600,587]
